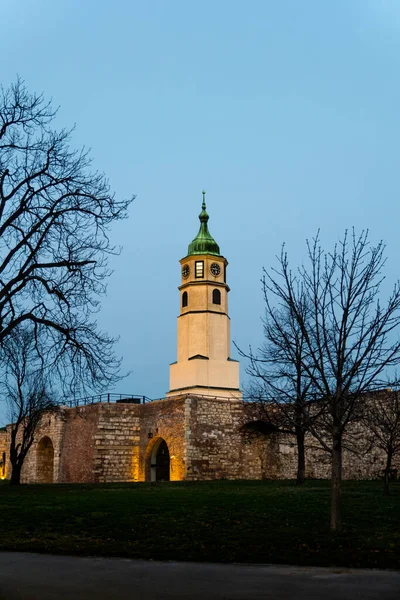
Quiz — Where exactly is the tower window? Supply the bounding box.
[212,289,221,305]
[182,291,188,308]
[195,261,204,278]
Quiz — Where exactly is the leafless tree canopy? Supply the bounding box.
[0,79,134,395]
[268,232,400,404]
[237,298,322,485]
[243,230,400,530]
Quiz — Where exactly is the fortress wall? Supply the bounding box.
[1,395,399,484]
[184,396,245,480]
[58,405,100,483]
[92,403,141,483]
[240,433,298,480]
[240,427,400,481]
[138,396,187,481]
[86,397,187,483]
[1,398,189,484]
[20,410,66,483]
[0,429,8,479]
[309,436,399,480]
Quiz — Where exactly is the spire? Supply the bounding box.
[187,191,220,256]
[199,190,209,223]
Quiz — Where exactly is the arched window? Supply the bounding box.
[212,289,221,305]
[182,291,188,308]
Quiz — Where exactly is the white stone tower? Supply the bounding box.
[167,192,241,398]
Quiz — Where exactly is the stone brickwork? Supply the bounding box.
[185,395,246,480]
[0,429,7,478]
[92,403,141,483]
[19,410,66,483]
[59,405,100,483]
[1,397,189,484]
[240,426,400,481]
[138,396,186,481]
[1,394,398,484]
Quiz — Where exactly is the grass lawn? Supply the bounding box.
[0,479,399,569]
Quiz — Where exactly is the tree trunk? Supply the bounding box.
[384,451,393,497]
[296,427,306,486]
[331,427,342,531]
[10,464,22,485]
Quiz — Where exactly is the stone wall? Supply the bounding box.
[10,406,99,484]
[1,409,70,483]
[59,405,100,483]
[239,393,400,481]
[20,410,66,483]
[240,433,294,479]
[138,396,186,481]
[240,427,400,481]
[185,395,245,480]
[1,394,399,484]
[0,429,8,479]
[92,403,141,483]
[5,398,188,484]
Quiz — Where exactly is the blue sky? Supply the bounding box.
[1,0,400,422]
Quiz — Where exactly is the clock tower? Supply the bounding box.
[167,192,241,398]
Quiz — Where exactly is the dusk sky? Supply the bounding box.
[1,0,400,422]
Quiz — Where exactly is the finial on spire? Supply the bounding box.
[187,190,220,256]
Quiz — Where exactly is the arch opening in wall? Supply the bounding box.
[0,451,6,479]
[212,289,221,305]
[182,291,188,308]
[240,420,279,440]
[148,438,170,482]
[36,436,54,483]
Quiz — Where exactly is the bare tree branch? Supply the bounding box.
[0,79,135,396]
[242,230,400,531]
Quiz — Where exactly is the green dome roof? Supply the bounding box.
[187,192,220,256]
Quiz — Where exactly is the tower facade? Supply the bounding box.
[167,193,241,398]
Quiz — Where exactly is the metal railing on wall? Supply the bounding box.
[58,391,243,409]
[60,393,152,408]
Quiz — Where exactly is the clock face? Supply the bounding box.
[182,265,190,279]
[210,262,221,277]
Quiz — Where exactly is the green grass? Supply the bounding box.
[0,479,399,568]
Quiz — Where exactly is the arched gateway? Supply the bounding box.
[148,438,170,482]
[36,436,54,483]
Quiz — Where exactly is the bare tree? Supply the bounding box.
[259,230,400,531]
[363,389,400,496]
[237,296,323,485]
[0,78,134,395]
[1,327,58,484]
